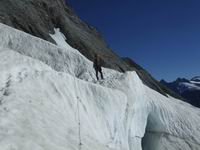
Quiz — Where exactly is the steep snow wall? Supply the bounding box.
[0,23,200,150]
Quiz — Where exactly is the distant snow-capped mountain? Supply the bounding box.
[191,76,200,84]
[160,77,200,108]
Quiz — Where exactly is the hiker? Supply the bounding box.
[93,54,104,81]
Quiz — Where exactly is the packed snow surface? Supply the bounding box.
[0,23,200,150]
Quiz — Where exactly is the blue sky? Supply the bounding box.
[66,0,200,81]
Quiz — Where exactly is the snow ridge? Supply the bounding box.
[0,23,200,150]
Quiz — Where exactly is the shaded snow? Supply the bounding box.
[191,76,200,82]
[0,23,200,150]
[177,81,200,93]
[190,80,200,86]
[180,82,200,91]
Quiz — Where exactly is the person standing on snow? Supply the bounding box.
[93,54,104,81]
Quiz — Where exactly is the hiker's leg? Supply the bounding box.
[95,69,99,80]
[99,68,104,79]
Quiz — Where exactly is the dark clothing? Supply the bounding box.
[93,57,102,69]
[95,67,104,80]
[93,57,104,80]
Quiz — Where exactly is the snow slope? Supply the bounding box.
[0,23,200,150]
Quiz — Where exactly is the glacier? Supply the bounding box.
[0,23,200,150]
